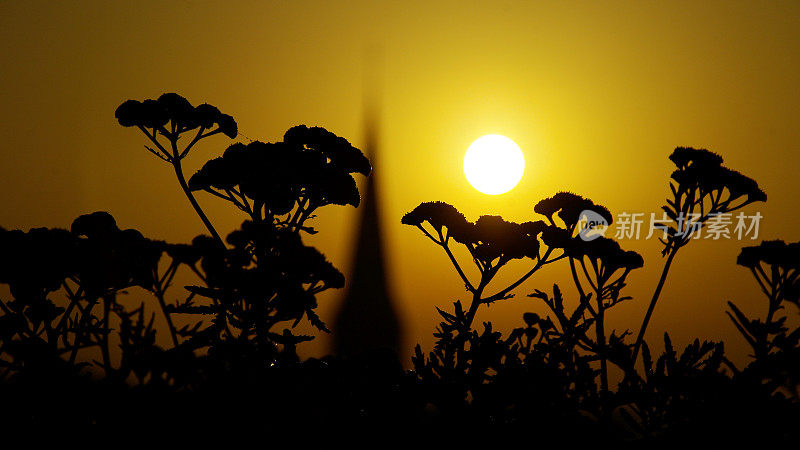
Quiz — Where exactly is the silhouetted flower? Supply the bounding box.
[634,146,769,365]
[401,201,474,242]
[539,225,573,250]
[164,243,203,266]
[534,192,613,230]
[0,227,78,300]
[189,127,368,220]
[472,215,540,262]
[719,168,767,203]
[669,146,724,169]
[569,236,644,273]
[71,212,164,295]
[668,147,766,206]
[729,240,800,362]
[283,125,371,176]
[194,103,238,138]
[115,93,238,138]
[736,240,800,270]
[70,211,118,239]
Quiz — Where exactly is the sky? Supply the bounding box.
[1,0,799,365]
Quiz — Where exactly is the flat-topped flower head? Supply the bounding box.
[401,201,473,242]
[70,211,118,239]
[283,125,371,176]
[165,242,203,266]
[718,168,767,203]
[669,147,724,170]
[472,215,540,261]
[737,240,800,270]
[669,147,766,208]
[189,126,369,220]
[671,164,766,203]
[0,227,79,299]
[71,212,165,294]
[115,93,237,138]
[534,192,613,230]
[567,235,643,270]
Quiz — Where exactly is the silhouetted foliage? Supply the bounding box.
[188,125,370,228]
[632,147,767,361]
[0,96,797,442]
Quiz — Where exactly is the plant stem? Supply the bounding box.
[757,270,780,359]
[465,280,487,329]
[69,298,98,365]
[155,289,180,348]
[596,302,609,394]
[172,158,224,248]
[101,295,112,375]
[632,247,678,363]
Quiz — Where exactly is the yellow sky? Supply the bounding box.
[1,0,799,364]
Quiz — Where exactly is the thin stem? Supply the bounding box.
[632,247,679,363]
[437,229,475,293]
[482,248,555,303]
[570,257,588,301]
[68,298,98,365]
[101,296,112,375]
[758,269,780,358]
[596,303,609,394]
[154,263,180,348]
[178,127,207,159]
[155,292,179,348]
[172,157,224,247]
[465,273,490,329]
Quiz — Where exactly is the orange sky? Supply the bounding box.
[1,0,799,365]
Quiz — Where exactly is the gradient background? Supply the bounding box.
[1,0,799,366]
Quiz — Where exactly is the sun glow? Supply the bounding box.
[463,134,525,195]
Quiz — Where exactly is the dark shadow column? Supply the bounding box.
[332,114,401,358]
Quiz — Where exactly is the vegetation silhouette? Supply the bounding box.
[0,93,797,441]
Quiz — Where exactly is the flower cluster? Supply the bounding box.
[534,191,614,231]
[0,212,164,300]
[402,201,550,265]
[736,240,800,270]
[70,212,164,297]
[567,236,644,274]
[728,240,800,360]
[662,147,766,253]
[115,93,237,139]
[182,220,344,335]
[189,126,370,222]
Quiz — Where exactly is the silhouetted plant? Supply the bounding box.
[4,93,800,439]
[727,240,800,398]
[174,126,369,361]
[116,93,238,246]
[188,125,370,231]
[173,221,346,362]
[533,192,643,394]
[617,333,730,439]
[0,212,168,381]
[402,201,567,326]
[403,201,570,412]
[405,195,643,422]
[632,147,767,361]
[2,95,369,392]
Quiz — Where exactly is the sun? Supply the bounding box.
[463,134,525,195]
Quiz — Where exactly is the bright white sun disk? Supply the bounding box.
[463,134,525,195]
